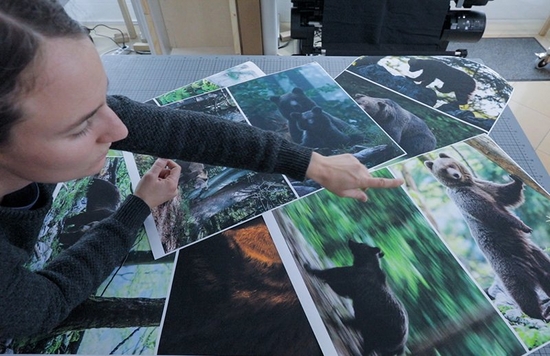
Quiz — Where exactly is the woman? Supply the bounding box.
[0,0,403,339]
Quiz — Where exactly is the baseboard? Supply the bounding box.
[484,19,546,37]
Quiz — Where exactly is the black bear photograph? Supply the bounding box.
[304,240,409,356]
[273,166,526,355]
[290,106,365,149]
[344,55,513,131]
[229,62,404,166]
[270,87,317,143]
[406,58,477,105]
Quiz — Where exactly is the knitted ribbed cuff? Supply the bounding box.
[275,139,312,181]
[111,194,151,231]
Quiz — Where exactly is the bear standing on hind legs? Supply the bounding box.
[304,240,409,356]
[425,153,550,321]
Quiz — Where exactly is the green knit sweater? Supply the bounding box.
[0,95,312,339]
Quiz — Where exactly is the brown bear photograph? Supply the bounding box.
[345,55,513,131]
[389,135,550,350]
[335,70,485,158]
[157,216,322,356]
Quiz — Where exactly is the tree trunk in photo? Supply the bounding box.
[466,136,550,198]
[191,175,268,223]
[123,250,174,266]
[51,296,165,336]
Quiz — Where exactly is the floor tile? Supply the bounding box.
[509,82,550,117]
[508,101,550,148]
[539,131,550,155]
[536,149,550,176]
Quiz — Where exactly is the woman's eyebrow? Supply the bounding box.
[65,78,109,133]
[65,104,102,132]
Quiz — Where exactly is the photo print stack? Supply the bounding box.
[14,56,550,356]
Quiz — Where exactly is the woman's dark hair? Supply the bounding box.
[0,0,88,145]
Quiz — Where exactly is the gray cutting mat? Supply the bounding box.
[102,55,550,192]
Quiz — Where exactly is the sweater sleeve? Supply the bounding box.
[0,194,151,339]
[108,95,313,181]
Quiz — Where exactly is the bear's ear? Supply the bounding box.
[372,246,383,257]
[292,87,304,95]
[270,96,280,104]
[377,102,386,111]
[290,112,301,120]
[425,161,434,170]
[439,153,450,159]
[354,93,365,99]
[312,107,323,114]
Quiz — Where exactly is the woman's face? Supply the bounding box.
[0,36,128,184]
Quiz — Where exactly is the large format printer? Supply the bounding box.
[290,0,492,56]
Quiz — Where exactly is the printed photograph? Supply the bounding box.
[157,216,321,356]
[389,135,550,350]
[9,153,175,355]
[150,61,265,106]
[335,70,485,158]
[271,168,527,356]
[132,88,296,258]
[346,56,514,131]
[228,62,406,196]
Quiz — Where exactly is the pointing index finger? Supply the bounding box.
[363,177,404,189]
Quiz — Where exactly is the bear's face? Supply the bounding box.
[348,240,384,268]
[354,94,392,123]
[270,88,315,118]
[425,153,472,187]
[407,58,422,72]
[291,107,331,132]
[354,94,379,114]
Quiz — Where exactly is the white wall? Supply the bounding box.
[64,0,136,24]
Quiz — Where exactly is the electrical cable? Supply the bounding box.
[90,23,126,48]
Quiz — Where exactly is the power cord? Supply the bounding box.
[86,24,136,55]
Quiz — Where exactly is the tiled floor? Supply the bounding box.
[505,34,550,178]
[93,26,550,181]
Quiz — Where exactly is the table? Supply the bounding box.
[102,54,550,192]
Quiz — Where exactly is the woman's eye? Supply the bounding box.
[74,125,92,137]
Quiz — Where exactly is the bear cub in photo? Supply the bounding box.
[270,87,317,143]
[290,107,364,149]
[425,153,550,321]
[354,94,436,156]
[304,240,408,356]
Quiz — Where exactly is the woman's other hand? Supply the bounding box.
[134,158,181,208]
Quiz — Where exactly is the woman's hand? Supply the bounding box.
[134,158,181,209]
[305,152,404,202]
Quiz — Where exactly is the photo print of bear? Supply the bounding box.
[335,70,485,159]
[389,135,550,350]
[157,216,322,356]
[229,62,406,196]
[126,88,297,258]
[10,153,176,355]
[150,61,265,106]
[267,168,526,356]
[345,56,513,132]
